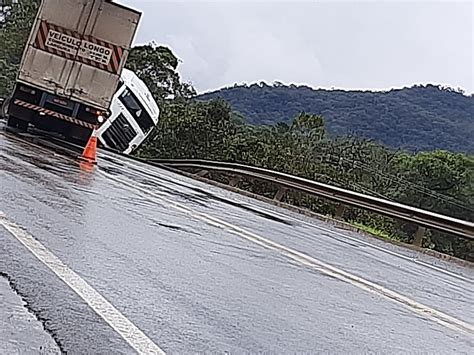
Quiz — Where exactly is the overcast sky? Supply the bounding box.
[117,0,473,94]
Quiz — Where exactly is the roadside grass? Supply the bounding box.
[351,221,398,241]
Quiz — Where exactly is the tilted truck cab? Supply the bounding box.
[7,0,141,144]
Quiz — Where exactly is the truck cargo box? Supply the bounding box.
[17,0,141,110]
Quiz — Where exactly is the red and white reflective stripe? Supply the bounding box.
[33,20,124,74]
[13,99,95,130]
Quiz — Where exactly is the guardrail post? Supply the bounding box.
[195,170,209,177]
[334,204,345,220]
[274,187,287,201]
[413,226,426,247]
[228,176,241,187]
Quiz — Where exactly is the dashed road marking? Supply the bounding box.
[103,171,474,338]
[239,203,473,282]
[117,156,471,282]
[0,211,165,355]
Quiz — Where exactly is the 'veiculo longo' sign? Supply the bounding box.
[34,21,124,74]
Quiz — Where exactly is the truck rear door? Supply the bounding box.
[18,0,140,110]
[65,0,141,109]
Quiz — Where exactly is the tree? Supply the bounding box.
[126,43,196,101]
[392,151,474,218]
[290,112,325,140]
[0,0,39,97]
[137,98,235,160]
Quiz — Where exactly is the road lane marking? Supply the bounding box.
[103,171,474,337]
[0,211,166,355]
[115,156,472,283]
[238,203,473,282]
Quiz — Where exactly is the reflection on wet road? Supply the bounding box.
[1,129,473,353]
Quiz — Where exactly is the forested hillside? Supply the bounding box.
[197,84,474,153]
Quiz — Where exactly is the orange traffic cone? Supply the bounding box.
[79,127,98,164]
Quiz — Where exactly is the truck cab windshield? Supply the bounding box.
[119,88,155,134]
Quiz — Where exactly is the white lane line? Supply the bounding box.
[114,157,472,282]
[239,203,473,282]
[0,211,165,355]
[103,171,474,337]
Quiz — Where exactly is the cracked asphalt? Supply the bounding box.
[1,274,60,354]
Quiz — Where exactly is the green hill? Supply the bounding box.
[197,84,473,153]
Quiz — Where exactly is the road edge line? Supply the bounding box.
[0,211,166,355]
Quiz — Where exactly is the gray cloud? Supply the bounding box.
[118,0,473,93]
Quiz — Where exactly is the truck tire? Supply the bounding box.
[1,96,10,120]
[7,116,29,132]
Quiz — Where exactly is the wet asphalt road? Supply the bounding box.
[1,128,473,354]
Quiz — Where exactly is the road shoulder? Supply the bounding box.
[0,274,61,354]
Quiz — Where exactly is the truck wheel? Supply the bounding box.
[1,96,10,119]
[7,116,29,132]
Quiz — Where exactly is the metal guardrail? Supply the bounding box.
[147,159,474,242]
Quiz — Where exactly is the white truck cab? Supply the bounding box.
[96,69,159,154]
